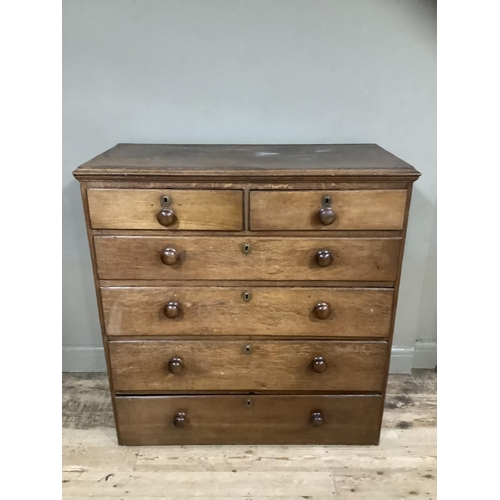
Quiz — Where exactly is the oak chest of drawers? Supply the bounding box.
[73,143,420,446]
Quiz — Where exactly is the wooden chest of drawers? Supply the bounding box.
[73,143,420,446]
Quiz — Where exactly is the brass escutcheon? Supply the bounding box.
[242,291,252,302]
[322,194,331,207]
[241,242,252,254]
[160,194,171,207]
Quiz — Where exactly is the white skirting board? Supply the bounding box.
[389,341,437,373]
[62,346,107,372]
[412,340,438,370]
[63,341,437,374]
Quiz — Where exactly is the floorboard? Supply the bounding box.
[62,370,437,499]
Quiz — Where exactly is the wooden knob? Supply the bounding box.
[168,357,184,374]
[164,302,181,319]
[173,412,187,428]
[313,302,331,320]
[161,248,178,265]
[315,250,332,267]
[310,411,324,427]
[318,207,336,226]
[311,356,327,373]
[157,208,176,227]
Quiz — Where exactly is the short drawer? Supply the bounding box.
[109,340,388,392]
[95,236,400,281]
[115,394,383,445]
[250,190,407,230]
[102,286,394,338]
[87,189,243,230]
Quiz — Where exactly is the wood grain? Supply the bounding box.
[375,183,415,438]
[95,229,403,238]
[87,188,243,230]
[73,144,421,182]
[94,236,401,281]
[109,340,388,392]
[72,143,421,449]
[78,182,122,435]
[62,371,436,498]
[87,179,410,190]
[99,279,396,288]
[114,394,383,445]
[250,190,407,230]
[101,286,394,338]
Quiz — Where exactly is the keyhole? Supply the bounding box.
[241,242,251,254]
[244,344,252,354]
[322,195,331,207]
[242,291,252,302]
[246,398,253,407]
[161,194,171,207]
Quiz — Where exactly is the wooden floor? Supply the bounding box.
[62,371,436,499]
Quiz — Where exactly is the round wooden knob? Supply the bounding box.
[164,302,181,319]
[315,250,332,267]
[173,412,188,428]
[161,248,178,265]
[168,357,184,374]
[311,356,327,373]
[318,207,336,226]
[157,208,176,227]
[310,411,324,427]
[313,302,331,320]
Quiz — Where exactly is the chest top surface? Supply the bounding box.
[73,143,420,181]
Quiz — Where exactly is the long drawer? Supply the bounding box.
[94,236,401,281]
[109,340,388,392]
[115,394,383,445]
[101,286,394,338]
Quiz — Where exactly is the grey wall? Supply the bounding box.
[63,0,436,372]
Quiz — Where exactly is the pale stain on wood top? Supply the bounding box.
[73,143,421,180]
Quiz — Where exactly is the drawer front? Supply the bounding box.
[95,236,400,281]
[87,189,244,230]
[250,190,407,230]
[102,286,394,338]
[115,394,383,445]
[109,340,388,392]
